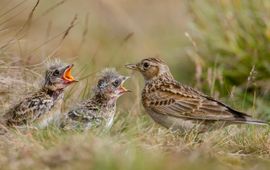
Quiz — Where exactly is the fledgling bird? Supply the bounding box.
[125,57,267,132]
[2,60,77,128]
[61,68,129,130]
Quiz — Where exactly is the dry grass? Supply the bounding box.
[0,0,270,170]
[1,116,270,170]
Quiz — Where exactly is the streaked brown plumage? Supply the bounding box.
[2,60,77,128]
[126,57,267,132]
[61,68,130,130]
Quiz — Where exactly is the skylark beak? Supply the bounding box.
[62,64,78,83]
[125,64,138,70]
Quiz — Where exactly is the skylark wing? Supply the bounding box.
[4,93,53,125]
[67,100,101,123]
[145,80,253,122]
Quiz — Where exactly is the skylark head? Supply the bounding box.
[94,68,130,99]
[125,57,173,82]
[44,60,78,91]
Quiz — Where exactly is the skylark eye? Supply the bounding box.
[98,80,105,88]
[143,62,149,68]
[112,80,120,87]
[53,70,60,76]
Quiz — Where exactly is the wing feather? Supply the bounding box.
[5,93,54,126]
[145,81,250,122]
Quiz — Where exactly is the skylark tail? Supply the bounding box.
[238,117,268,126]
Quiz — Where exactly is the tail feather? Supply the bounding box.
[205,96,268,126]
[234,117,268,126]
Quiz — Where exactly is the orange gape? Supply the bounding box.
[63,65,76,82]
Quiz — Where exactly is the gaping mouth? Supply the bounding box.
[118,77,131,94]
[62,64,77,83]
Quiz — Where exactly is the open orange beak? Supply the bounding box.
[118,76,131,94]
[62,64,78,83]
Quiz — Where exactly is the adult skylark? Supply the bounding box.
[126,57,267,132]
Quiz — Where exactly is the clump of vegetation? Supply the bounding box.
[187,0,270,119]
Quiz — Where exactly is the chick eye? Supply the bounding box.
[53,70,60,76]
[112,80,120,87]
[98,80,105,88]
[143,62,149,69]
